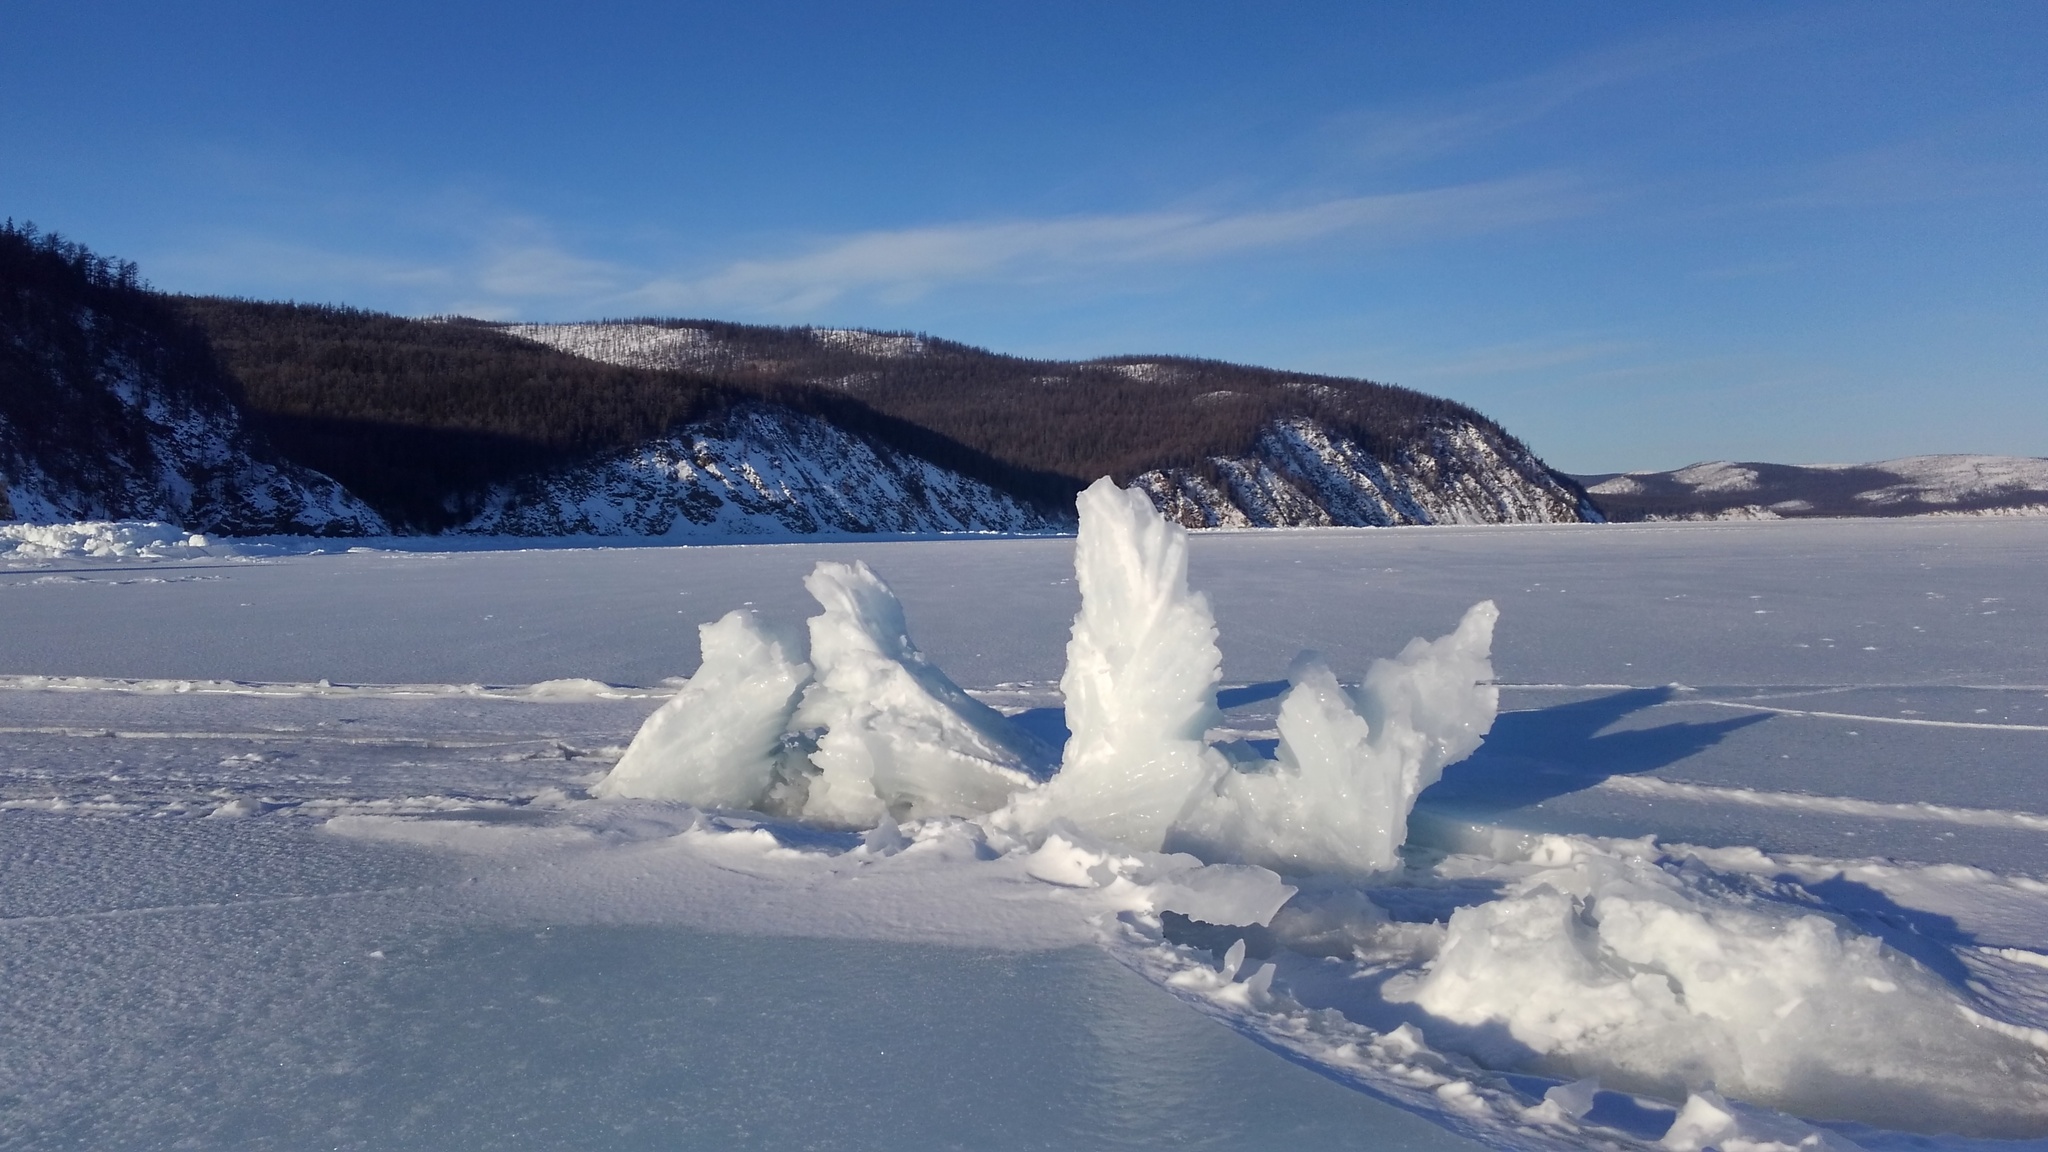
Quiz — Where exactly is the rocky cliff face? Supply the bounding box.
[1134,416,1596,528]
[0,229,385,535]
[460,404,1064,537]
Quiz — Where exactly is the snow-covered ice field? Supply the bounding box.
[4,512,2048,1151]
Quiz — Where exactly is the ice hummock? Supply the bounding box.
[586,476,2048,1140]
[998,477,1499,874]
[997,479,1233,849]
[792,560,1051,824]
[598,561,1050,823]
[1377,835,2048,1135]
[593,610,811,808]
[1172,605,1497,875]
[603,477,1499,872]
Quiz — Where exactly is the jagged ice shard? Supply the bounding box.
[794,560,1051,825]
[598,562,1051,823]
[593,609,810,807]
[1001,477,1499,873]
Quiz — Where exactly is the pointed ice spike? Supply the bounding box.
[999,477,1229,849]
[1221,938,1247,981]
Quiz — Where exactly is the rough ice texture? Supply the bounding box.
[999,479,1232,849]
[594,611,810,807]
[1175,600,1498,874]
[1131,416,1596,529]
[460,404,1063,538]
[1003,477,1500,872]
[0,520,242,562]
[792,561,1051,826]
[1382,836,2048,1136]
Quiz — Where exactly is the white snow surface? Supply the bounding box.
[9,511,2048,1149]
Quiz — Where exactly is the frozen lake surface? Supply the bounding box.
[4,517,2047,1150]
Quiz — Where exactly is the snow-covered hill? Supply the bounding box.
[502,321,1597,531]
[0,369,385,534]
[1136,415,1594,528]
[0,231,385,535]
[1581,455,2048,521]
[460,403,1063,537]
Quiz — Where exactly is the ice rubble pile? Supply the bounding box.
[1377,835,2048,1136]
[599,477,1498,873]
[0,520,246,562]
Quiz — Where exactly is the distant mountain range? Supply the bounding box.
[1575,457,2048,521]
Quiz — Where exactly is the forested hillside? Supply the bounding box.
[4,225,1592,535]
[497,319,1531,493]
[0,223,381,533]
[176,303,1066,529]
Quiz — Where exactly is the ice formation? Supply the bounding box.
[1175,603,1498,874]
[1000,477,1499,873]
[597,562,1049,824]
[1380,835,2048,1135]
[593,610,810,807]
[792,560,1051,825]
[586,479,2048,1136]
[0,520,239,561]
[998,478,1232,849]
[606,476,1500,874]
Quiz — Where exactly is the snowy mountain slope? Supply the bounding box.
[502,321,1597,530]
[0,228,384,535]
[496,321,732,372]
[501,320,929,373]
[460,403,1064,537]
[1135,416,1594,528]
[1579,455,2048,521]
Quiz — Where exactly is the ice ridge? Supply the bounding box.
[601,476,1499,874]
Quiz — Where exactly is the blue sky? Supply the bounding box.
[3,1,2043,472]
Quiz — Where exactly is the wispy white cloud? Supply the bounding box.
[1326,28,1759,168]
[152,171,1601,319]
[628,173,1598,315]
